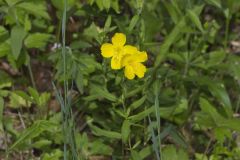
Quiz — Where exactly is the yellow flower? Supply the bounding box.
[122,51,148,80]
[100,33,137,69]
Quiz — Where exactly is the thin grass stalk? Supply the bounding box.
[224,12,231,50]
[154,79,162,160]
[27,61,36,89]
[148,116,160,160]
[62,0,67,109]
[61,0,67,158]
[60,0,78,159]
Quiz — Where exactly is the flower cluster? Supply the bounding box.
[100,33,148,80]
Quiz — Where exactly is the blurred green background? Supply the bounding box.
[0,0,240,159]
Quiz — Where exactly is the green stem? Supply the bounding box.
[61,0,78,159]
[62,0,67,111]
[154,80,162,160]
[61,0,68,159]
[224,14,230,49]
[121,78,127,112]
[121,78,127,158]
[27,61,36,89]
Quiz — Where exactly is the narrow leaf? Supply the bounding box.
[90,124,121,139]
[10,26,27,60]
[9,120,57,151]
[187,9,204,33]
[91,85,117,102]
[129,96,146,110]
[128,107,154,123]
[103,0,111,11]
[154,17,186,66]
[204,0,221,8]
[121,120,131,143]
[129,15,139,32]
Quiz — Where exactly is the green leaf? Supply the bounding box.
[42,149,63,160]
[10,26,27,60]
[213,127,232,143]
[16,2,50,19]
[162,145,189,160]
[195,153,208,160]
[90,140,113,155]
[32,139,52,149]
[9,120,57,151]
[195,112,217,128]
[169,129,187,148]
[220,118,240,132]
[103,0,111,11]
[129,96,146,111]
[187,8,204,33]
[228,56,240,80]
[0,41,11,58]
[5,0,22,6]
[163,1,180,24]
[197,77,232,117]
[158,106,182,120]
[38,92,50,108]
[89,124,121,139]
[0,26,8,41]
[13,91,33,104]
[0,90,9,97]
[199,97,225,123]
[51,0,76,11]
[128,15,139,32]
[198,98,240,131]
[83,23,101,44]
[125,87,142,98]
[204,0,221,8]
[24,33,51,48]
[95,0,104,11]
[128,107,154,123]
[121,120,131,143]
[75,71,84,94]
[28,87,39,103]
[104,15,112,31]
[91,85,117,102]
[174,98,188,114]
[207,50,226,67]
[75,133,88,152]
[111,0,120,13]
[88,0,94,5]
[9,92,31,108]
[155,17,186,66]
[139,146,152,159]
[131,150,142,160]
[208,83,232,117]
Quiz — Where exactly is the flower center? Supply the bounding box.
[126,57,135,65]
[114,47,122,55]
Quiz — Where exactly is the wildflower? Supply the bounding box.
[121,51,148,80]
[101,33,137,69]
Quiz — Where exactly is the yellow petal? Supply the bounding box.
[121,54,131,67]
[136,51,148,62]
[112,33,126,46]
[133,63,146,78]
[101,43,114,58]
[111,56,122,69]
[124,65,135,80]
[123,45,138,55]
[122,51,148,67]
